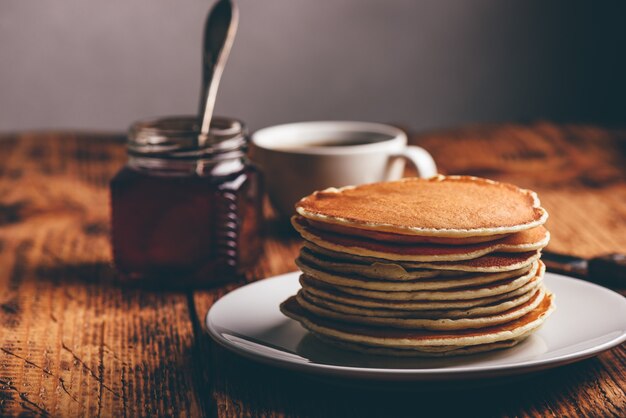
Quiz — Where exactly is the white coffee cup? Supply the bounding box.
[250,121,437,218]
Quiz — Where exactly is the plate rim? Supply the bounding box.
[205,271,626,381]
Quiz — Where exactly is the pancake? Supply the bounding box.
[413,251,542,272]
[280,292,555,349]
[303,242,541,274]
[301,261,542,301]
[301,272,543,310]
[296,175,548,238]
[296,256,533,291]
[299,246,441,280]
[283,176,554,356]
[301,286,542,320]
[313,334,531,357]
[304,218,510,245]
[292,216,550,262]
[295,286,546,330]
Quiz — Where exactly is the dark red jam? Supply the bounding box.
[110,116,262,286]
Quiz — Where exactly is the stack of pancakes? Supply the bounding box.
[280,175,555,357]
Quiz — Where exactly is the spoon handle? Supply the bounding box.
[199,0,239,143]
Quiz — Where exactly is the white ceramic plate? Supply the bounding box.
[206,272,626,381]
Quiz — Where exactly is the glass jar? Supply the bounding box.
[110,116,263,287]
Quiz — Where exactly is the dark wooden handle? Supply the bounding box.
[541,251,587,278]
[589,253,626,289]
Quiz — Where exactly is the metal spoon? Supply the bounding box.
[198,0,239,147]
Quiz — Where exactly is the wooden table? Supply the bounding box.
[1,123,625,417]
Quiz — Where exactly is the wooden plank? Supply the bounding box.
[191,122,626,417]
[1,122,624,417]
[0,134,204,416]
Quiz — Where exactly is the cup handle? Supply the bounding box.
[392,145,438,178]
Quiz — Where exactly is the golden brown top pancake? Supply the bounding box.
[296,175,548,237]
[304,218,509,244]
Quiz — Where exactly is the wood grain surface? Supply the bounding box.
[0,122,624,417]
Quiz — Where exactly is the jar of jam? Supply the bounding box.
[110,116,263,286]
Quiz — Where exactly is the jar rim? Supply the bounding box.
[128,115,247,159]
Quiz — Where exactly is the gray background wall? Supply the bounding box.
[1,0,624,133]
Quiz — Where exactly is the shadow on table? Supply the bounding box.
[33,261,251,292]
[34,262,118,286]
[263,216,300,240]
[204,342,602,417]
